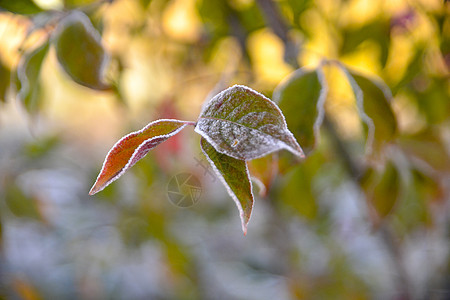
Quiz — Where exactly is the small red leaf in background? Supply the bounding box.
[89,119,190,195]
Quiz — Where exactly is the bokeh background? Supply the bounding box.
[0,0,449,299]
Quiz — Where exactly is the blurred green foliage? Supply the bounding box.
[274,68,323,155]
[16,40,49,113]
[0,0,448,299]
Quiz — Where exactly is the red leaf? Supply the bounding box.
[89,119,190,195]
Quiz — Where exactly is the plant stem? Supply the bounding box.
[322,115,364,180]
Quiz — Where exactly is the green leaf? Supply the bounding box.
[0,0,43,14]
[0,62,10,102]
[53,10,110,90]
[342,67,397,151]
[196,0,230,36]
[248,154,278,196]
[89,119,190,195]
[64,0,102,9]
[391,46,425,94]
[200,137,253,234]
[398,128,450,172]
[138,0,153,9]
[24,134,59,159]
[411,168,444,205]
[396,168,435,231]
[235,2,265,33]
[5,184,41,220]
[414,77,450,124]
[279,154,320,220]
[361,162,400,222]
[273,68,327,154]
[195,85,304,161]
[16,41,49,113]
[340,19,391,67]
[286,0,313,23]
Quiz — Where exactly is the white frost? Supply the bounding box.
[89,119,189,195]
[195,85,304,161]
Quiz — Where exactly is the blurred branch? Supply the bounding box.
[379,226,412,299]
[228,13,252,64]
[256,1,414,298]
[322,115,364,180]
[322,88,412,300]
[255,0,299,68]
[255,0,288,43]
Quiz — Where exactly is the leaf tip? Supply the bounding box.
[241,218,249,235]
[240,208,251,236]
[89,176,109,195]
[297,148,306,159]
[88,183,100,196]
[289,139,306,159]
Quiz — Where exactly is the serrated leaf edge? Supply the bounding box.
[314,66,328,149]
[200,138,254,235]
[337,64,375,154]
[89,119,189,195]
[195,84,305,160]
[273,67,328,151]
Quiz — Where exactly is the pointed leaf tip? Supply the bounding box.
[195,85,304,161]
[200,138,254,234]
[89,119,189,195]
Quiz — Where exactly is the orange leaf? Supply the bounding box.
[89,119,191,195]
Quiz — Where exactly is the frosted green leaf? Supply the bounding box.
[399,128,450,172]
[273,68,327,154]
[53,11,110,90]
[200,137,253,234]
[195,85,304,161]
[340,65,396,152]
[350,71,396,142]
[361,162,400,221]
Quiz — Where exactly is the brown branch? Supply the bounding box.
[255,0,300,68]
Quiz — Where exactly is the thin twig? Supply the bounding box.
[255,0,299,68]
[322,115,364,180]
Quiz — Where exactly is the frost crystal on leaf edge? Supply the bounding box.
[89,119,189,195]
[195,85,305,161]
